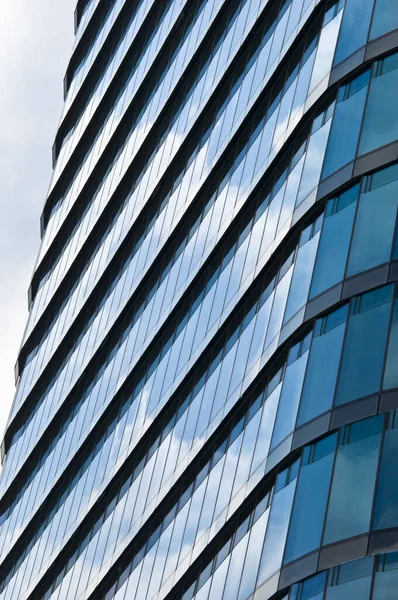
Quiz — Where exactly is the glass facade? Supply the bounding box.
[1,0,398,598]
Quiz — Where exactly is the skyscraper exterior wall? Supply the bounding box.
[1,0,398,598]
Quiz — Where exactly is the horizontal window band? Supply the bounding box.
[13,8,320,454]
[7,45,398,524]
[48,0,197,226]
[38,0,290,295]
[69,0,126,94]
[6,41,398,596]
[60,0,184,167]
[29,3,397,377]
[8,146,398,585]
[7,250,398,597]
[86,407,398,600]
[20,0,332,413]
[6,66,336,505]
[75,0,94,27]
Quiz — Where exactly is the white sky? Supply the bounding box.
[0,1,77,441]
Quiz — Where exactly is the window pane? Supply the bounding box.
[333,0,374,65]
[347,177,398,276]
[270,351,308,449]
[335,287,392,406]
[257,478,297,585]
[373,425,398,530]
[310,187,358,298]
[373,553,398,600]
[284,233,319,324]
[325,557,373,600]
[359,54,398,155]
[237,509,270,600]
[322,76,369,178]
[298,319,346,425]
[309,9,342,92]
[284,438,335,563]
[370,0,398,40]
[296,119,331,206]
[383,292,398,390]
[323,416,383,544]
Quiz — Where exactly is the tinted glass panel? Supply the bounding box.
[359,54,398,155]
[370,0,398,40]
[347,178,398,276]
[298,318,345,425]
[284,437,335,563]
[333,0,373,65]
[373,424,398,530]
[322,73,369,178]
[310,187,358,298]
[325,557,373,600]
[271,352,308,449]
[335,287,392,406]
[383,292,398,390]
[323,416,383,544]
[373,554,398,600]
[257,478,297,585]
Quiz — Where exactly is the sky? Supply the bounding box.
[0,0,77,441]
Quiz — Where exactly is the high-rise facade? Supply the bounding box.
[1,0,398,599]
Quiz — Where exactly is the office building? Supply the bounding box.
[0,0,398,598]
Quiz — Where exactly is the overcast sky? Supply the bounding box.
[0,1,76,441]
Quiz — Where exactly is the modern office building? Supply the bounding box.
[1,0,398,598]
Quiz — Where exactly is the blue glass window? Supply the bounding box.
[347,173,398,276]
[284,435,336,563]
[359,53,398,155]
[325,557,373,599]
[322,70,370,179]
[335,286,392,406]
[323,415,383,544]
[296,113,331,205]
[373,418,398,530]
[256,467,298,585]
[270,347,309,449]
[284,228,320,324]
[298,305,348,425]
[370,0,398,40]
[310,186,358,298]
[300,572,327,600]
[383,292,398,390]
[333,0,374,65]
[373,553,398,600]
